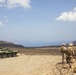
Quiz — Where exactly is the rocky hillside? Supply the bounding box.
[73,41,76,45]
[0,40,25,48]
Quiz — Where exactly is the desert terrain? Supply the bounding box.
[0,47,76,75]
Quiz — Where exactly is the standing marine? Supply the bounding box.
[65,43,75,68]
[60,43,67,64]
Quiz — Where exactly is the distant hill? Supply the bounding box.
[0,40,25,48]
[72,41,76,45]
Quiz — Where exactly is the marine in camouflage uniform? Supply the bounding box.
[65,43,75,68]
[73,46,76,60]
[60,43,67,64]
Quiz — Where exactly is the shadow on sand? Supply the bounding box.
[55,62,72,75]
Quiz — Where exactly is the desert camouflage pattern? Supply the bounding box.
[60,45,67,64]
[65,46,75,68]
[60,43,76,68]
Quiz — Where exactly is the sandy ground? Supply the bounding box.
[0,54,75,75]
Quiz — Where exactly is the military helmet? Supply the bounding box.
[62,43,66,46]
[69,43,73,46]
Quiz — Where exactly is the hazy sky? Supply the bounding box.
[0,0,76,47]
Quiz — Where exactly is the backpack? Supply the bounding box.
[60,46,66,53]
[65,47,73,56]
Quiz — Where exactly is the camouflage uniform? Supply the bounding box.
[60,43,67,64]
[73,47,76,60]
[65,43,75,68]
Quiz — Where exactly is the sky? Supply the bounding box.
[0,0,76,47]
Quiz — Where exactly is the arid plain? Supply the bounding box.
[0,47,75,75]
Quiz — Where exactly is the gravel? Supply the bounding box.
[0,54,75,75]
